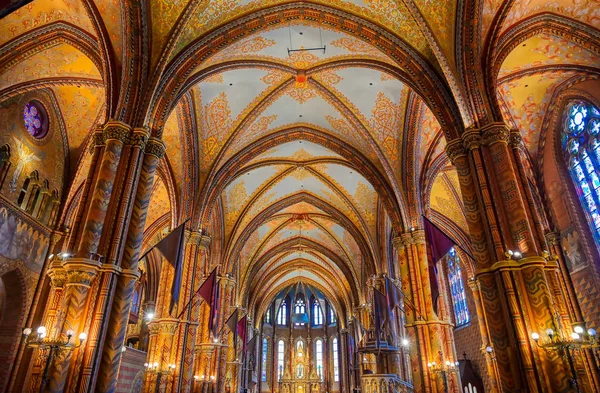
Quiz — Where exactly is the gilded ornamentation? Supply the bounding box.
[145,138,167,158]
[481,123,510,145]
[461,129,482,150]
[285,82,317,104]
[444,139,467,163]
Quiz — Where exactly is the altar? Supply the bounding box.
[278,338,323,393]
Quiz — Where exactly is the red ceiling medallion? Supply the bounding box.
[295,72,308,86]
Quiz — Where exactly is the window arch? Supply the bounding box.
[329,307,336,325]
[312,300,323,326]
[277,340,285,380]
[315,339,323,379]
[277,300,287,325]
[262,338,268,382]
[448,248,469,326]
[563,102,600,241]
[332,337,340,382]
[294,297,306,326]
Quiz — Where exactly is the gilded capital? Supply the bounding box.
[445,139,468,164]
[103,120,131,144]
[544,231,561,246]
[391,236,404,250]
[508,130,525,150]
[461,129,482,150]
[145,137,166,158]
[481,123,510,145]
[48,266,67,288]
[62,258,101,287]
[130,128,150,149]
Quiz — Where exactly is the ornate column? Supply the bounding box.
[446,124,600,393]
[393,234,459,393]
[48,258,100,393]
[94,137,165,392]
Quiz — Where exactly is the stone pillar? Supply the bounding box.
[48,258,100,393]
[94,137,165,392]
[446,124,600,393]
[393,234,459,393]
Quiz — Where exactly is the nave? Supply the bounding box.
[0,0,599,392]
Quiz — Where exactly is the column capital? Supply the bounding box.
[145,137,166,158]
[480,122,510,145]
[130,127,151,148]
[103,120,132,144]
[461,128,482,150]
[445,138,468,164]
[544,231,561,246]
[62,258,102,287]
[391,236,404,250]
[509,130,525,150]
[48,262,68,288]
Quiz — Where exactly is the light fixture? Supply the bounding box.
[545,328,554,338]
[79,332,88,341]
[531,332,540,341]
[485,346,493,353]
[588,328,597,336]
[513,251,522,259]
[146,312,154,321]
[401,338,409,347]
[571,332,580,340]
[573,326,584,334]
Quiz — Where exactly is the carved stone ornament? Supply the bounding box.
[509,131,525,150]
[130,128,151,149]
[145,137,166,158]
[544,231,561,246]
[461,129,482,150]
[103,120,132,144]
[391,236,404,250]
[48,267,68,288]
[481,123,510,145]
[160,322,179,335]
[445,139,468,163]
[62,258,101,287]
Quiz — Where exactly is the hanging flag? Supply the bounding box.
[385,276,403,310]
[423,217,455,315]
[237,315,248,352]
[198,268,217,305]
[210,281,221,339]
[226,308,240,352]
[373,288,389,347]
[154,222,187,314]
[352,316,365,345]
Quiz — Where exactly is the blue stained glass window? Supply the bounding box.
[332,338,339,382]
[277,300,287,325]
[313,301,323,326]
[448,248,469,327]
[262,339,268,382]
[23,101,48,139]
[315,339,323,379]
[564,102,600,239]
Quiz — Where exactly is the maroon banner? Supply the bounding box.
[154,223,187,313]
[385,276,402,310]
[237,315,248,352]
[423,217,455,314]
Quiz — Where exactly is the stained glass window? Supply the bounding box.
[294,298,306,326]
[262,339,268,382]
[23,101,47,139]
[313,301,323,326]
[315,339,323,379]
[277,340,285,380]
[564,102,600,240]
[332,338,340,382]
[330,307,336,324]
[265,307,271,324]
[448,248,469,326]
[277,300,287,325]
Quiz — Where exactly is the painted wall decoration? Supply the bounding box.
[0,91,66,207]
[560,227,586,272]
[0,205,49,273]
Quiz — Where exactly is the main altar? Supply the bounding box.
[278,338,323,393]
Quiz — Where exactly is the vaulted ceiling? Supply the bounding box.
[1,0,598,317]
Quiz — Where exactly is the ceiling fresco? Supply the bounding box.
[497,71,579,157]
[499,33,600,78]
[170,0,430,64]
[0,0,96,47]
[429,167,468,232]
[0,43,102,92]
